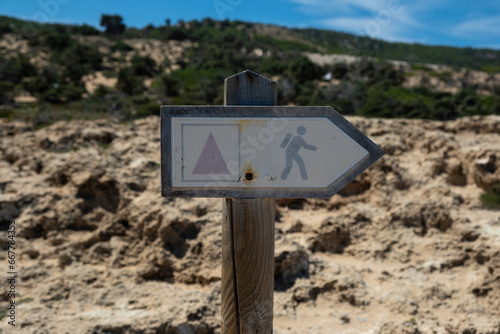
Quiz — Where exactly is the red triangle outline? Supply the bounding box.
[192,132,230,175]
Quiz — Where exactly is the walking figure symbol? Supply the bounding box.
[280,126,317,180]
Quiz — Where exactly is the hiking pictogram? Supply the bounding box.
[280,126,317,180]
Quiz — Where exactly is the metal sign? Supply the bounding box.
[161,106,384,198]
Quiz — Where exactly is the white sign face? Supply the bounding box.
[161,106,384,198]
[172,118,368,189]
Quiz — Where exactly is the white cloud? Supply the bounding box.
[284,0,349,15]
[286,0,403,15]
[286,0,422,40]
[319,1,421,42]
[337,0,391,13]
[454,16,500,37]
[284,0,500,48]
[323,16,414,43]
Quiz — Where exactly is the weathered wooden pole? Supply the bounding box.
[221,70,277,333]
[161,70,384,332]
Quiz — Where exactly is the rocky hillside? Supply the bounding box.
[0,115,499,333]
[1,15,500,123]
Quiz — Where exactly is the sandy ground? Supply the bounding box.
[0,115,499,333]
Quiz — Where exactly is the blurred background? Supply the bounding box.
[0,0,499,123]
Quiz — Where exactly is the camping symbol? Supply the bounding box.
[280,126,317,180]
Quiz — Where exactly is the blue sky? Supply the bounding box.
[1,0,499,49]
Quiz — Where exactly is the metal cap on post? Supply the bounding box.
[221,70,277,334]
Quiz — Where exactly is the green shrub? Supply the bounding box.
[166,28,188,41]
[161,74,180,97]
[293,82,317,105]
[131,55,157,77]
[111,40,134,52]
[330,63,349,79]
[136,103,160,117]
[257,56,288,76]
[62,63,88,83]
[482,65,500,74]
[431,93,455,119]
[60,42,103,70]
[333,98,355,115]
[289,56,323,83]
[102,70,118,78]
[254,34,314,52]
[71,24,100,36]
[431,90,485,120]
[0,23,13,37]
[116,67,144,95]
[371,63,405,86]
[44,28,73,50]
[0,80,15,103]
[27,34,42,47]
[358,88,396,118]
[358,85,432,119]
[55,42,103,83]
[359,59,376,76]
[131,94,150,105]
[93,84,115,97]
[412,64,430,71]
[22,66,59,96]
[480,183,500,209]
[39,83,86,103]
[0,106,13,118]
[492,97,500,115]
[0,54,37,84]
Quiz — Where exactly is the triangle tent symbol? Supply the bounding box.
[192,133,230,175]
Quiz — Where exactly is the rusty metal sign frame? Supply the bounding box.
[161,106,384,198]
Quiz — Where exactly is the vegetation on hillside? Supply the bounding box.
[296,28,500,72]
[481,183,500,210]
[0,15,499,124]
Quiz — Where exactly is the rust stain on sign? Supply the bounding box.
[237,119,266,132]
[243,165,257,183]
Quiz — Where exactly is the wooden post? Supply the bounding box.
[221,70,277,334]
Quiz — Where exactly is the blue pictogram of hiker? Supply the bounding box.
[280,126,317,180]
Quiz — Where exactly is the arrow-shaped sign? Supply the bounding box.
[161,106,384,198]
